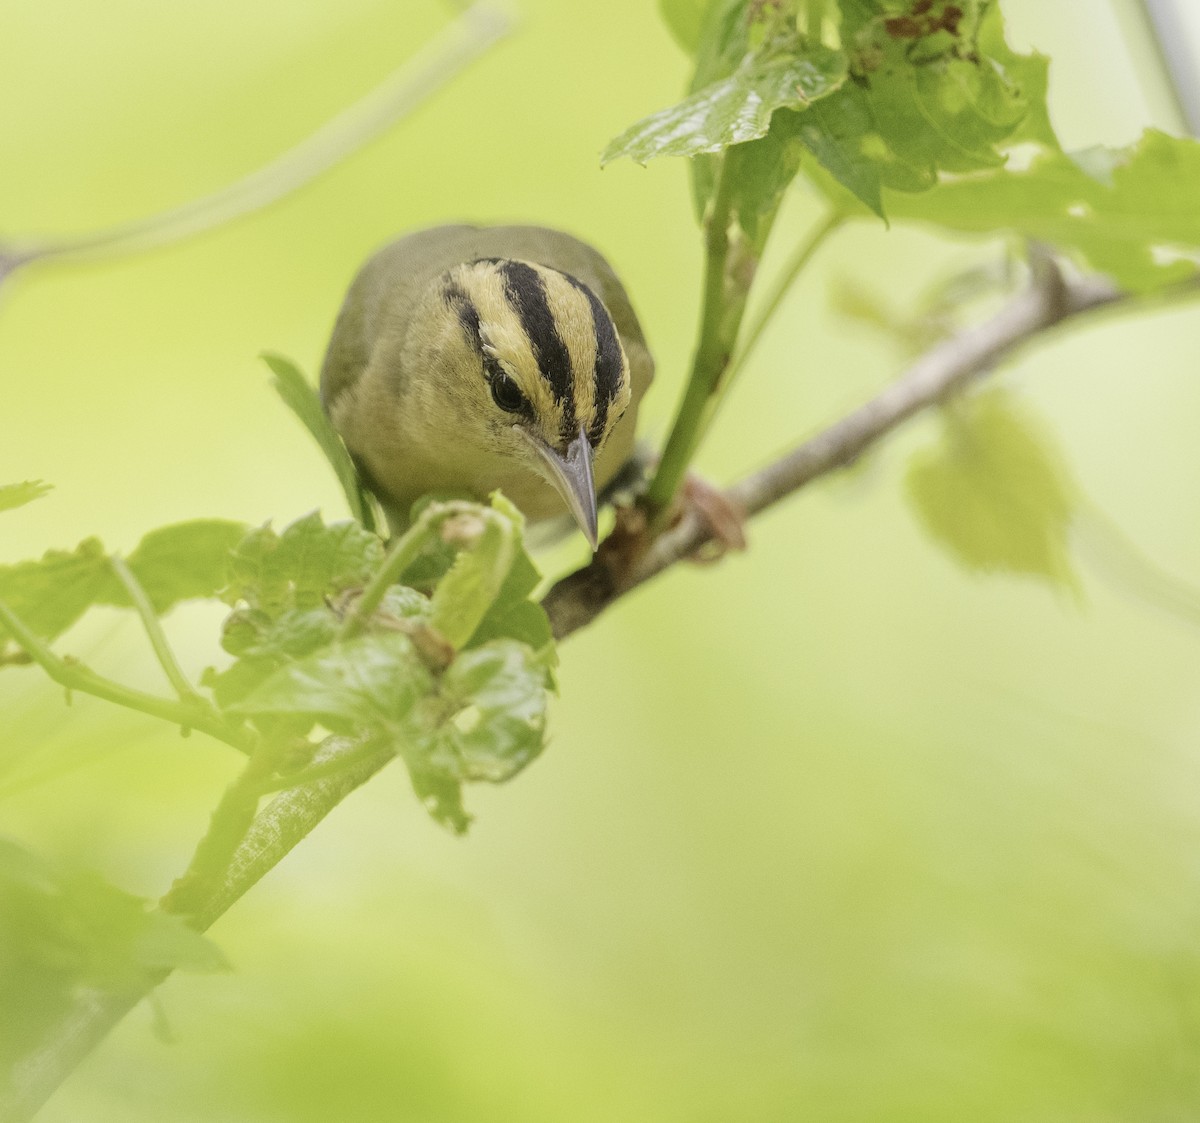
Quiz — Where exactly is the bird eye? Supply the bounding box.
[489,373,528,414]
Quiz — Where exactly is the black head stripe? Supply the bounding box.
[444,281,482,350]
[565,275,624,444]
[445,279,508,387]
[496,260,576,436]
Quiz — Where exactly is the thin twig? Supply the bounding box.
[0,600,255,754]
[0,3,512,287]
[109,554,200,703]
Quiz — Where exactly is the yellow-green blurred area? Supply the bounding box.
[4,1,1200,1119]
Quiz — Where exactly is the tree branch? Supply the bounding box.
[542,269,1135,640]
[0,3,512,292]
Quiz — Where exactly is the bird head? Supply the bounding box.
[405,257,633,548]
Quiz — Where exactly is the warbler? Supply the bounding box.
[320,225,654,549]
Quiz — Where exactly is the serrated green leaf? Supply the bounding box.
[888,129,1200,293]
[0,481,52,513]
[0,520,247,644]
[799,0,1044,215]
[905,390,1078,588]
[263,352,376,533]
[231,633,434,735]
[603,46,847,165]
[723,109,809,246]
[226,513,384,614]
[432,641,551,784]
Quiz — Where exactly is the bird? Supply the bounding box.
[320,225,654,550]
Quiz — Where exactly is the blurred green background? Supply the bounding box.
[4,1,1200,1119]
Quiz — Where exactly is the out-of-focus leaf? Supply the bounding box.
[602,46,846,166]
[231,633,434,735]
[263,353,376,533]
[226,513,384,613]
[660,0,708,53]
[0,837,226,1070]
[0,539,113,641]
[116,520,247,615]
[0,481,52,513]
[905,390,1079,589]
[0,520,248,643]
[888,129,1200,293]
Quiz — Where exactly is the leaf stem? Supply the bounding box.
[161,735,298,919]
[338,509,442,640]
[109,553,201,704]
[0,600,254,754]
[645,156,742,516]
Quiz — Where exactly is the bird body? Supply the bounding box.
[321,225,653,546]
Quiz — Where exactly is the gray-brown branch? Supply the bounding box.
[542,268,1126,640]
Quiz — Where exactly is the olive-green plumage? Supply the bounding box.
[321,225,653,547]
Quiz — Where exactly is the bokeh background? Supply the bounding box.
[4,1,1200,1119]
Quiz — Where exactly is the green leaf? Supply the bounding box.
[0,520,247,645]
[602,45,847,166]
[431,641,552,784]
[118,520,247,615]
[263,352,377,534]
[790,96,885,218]
[0,481,52,513]
[232,632,434,735]
[905,390,1079,589]
[405,640,553,835]
[722,108,810,246]
[0,837,227,1068]
[888,129,1200,293]
[0,538,113,642]
[798,0,1046,217]
[660,0,708,53]
[432,494,520,647]
[226,512,384,614]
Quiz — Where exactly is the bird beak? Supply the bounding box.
[516,425,598,551]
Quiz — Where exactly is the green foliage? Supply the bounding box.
[0,837,226,1074]
[611,0,1200,299]
[226,502,553,832]
[1,490,554,834]
[601,47,847,165]
[0,481,52,513]
[889,129,1200,293]
[905,390,1079,589]
[0,521,247,644]
[264,353,377,532]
